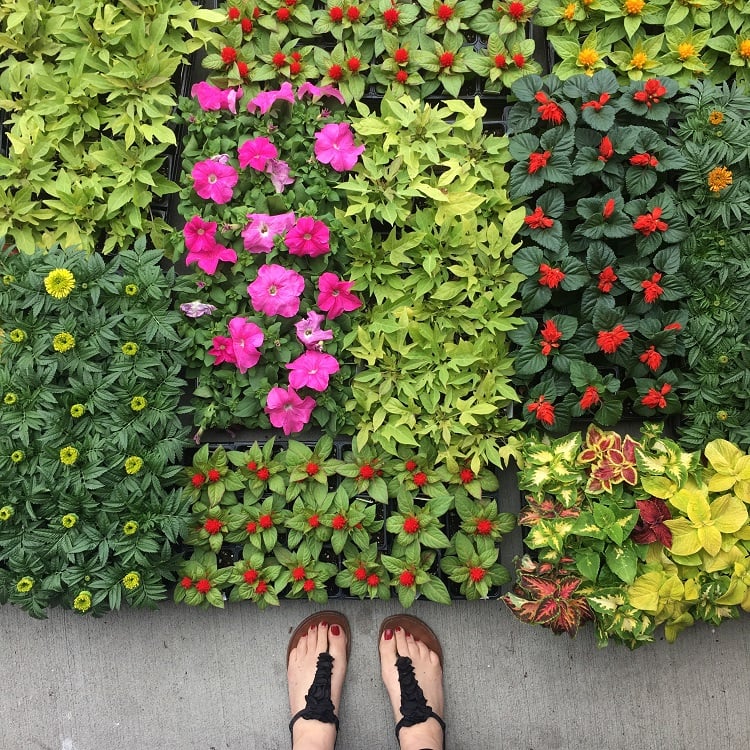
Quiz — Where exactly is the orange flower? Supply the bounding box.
[707,166,732,192]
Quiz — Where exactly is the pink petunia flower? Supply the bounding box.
[247,82,296,114]
[180,301,217,318]
[286,351,340,391]
[295,310,334,349]
[314,122,365,172]
[227,316,264,374]
[183,215,218,254]
[191,82,242,113]
[297,82,346,104]
[208,335,236,366]
[185,240,238,275]
[265,386,316,435]
[285,217,330,257]
[238,136,278,171]
[317,272,362,319]
[248,264,305,317]
[266,158,294,193]
[242,212,296,253]
[191,158,239,204]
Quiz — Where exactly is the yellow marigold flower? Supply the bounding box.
[709,110,724,125]
[678,42,695,60]
[73,590,92,612]
[61,513,78,528]
[2,274,14,285]
[0,506,14,521]
[3,392,17,405]
[16,576,34,593]
[60,446,79,465]
[53,332,76,353]
[10,450,24,463]
[125,456,144,475]
[739,39,750,59]
[122,572,141,590]
[44,268,76,299]
[631,51,648,69]
[121,342,139,356]
[562,2,576,19]
[70,403,86,418]
[124,284,139,296]
[9,328,25,343]
[707,166,733,192]
[130,396,147,412]
[623,0,644,14]
[716,410,728,421]
[123,520,139,535]
[578,48,599,68]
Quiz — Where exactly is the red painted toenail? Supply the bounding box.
[395,626,401,632]
[384,629,393,640]
[321,621,328,627]
[330,624,340,636]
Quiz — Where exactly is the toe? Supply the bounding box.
[379,623,398,666]
[315,620,329,654]
[394,625,410,658]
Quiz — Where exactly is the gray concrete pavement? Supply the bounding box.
[3,598,749,750]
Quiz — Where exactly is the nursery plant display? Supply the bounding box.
[0,241,192,617]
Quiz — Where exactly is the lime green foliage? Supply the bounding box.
[341,93,525,471]
[0,240,192,618]
[508,423,750,647]
[0,0,222,253]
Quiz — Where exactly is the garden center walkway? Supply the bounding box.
[2,599,748,750]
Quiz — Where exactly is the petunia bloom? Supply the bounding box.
[287,350,340,391]
[208,335,236,366]
[191,82,242,113]
[238,136,278,171]
[265,386,316,435]
[314,122,365,171]
[247,82,295,114]
[297,81,346,104]
[285,217,330,257]
[317,272,362,319]
[185,239,238,275]
[180,301,218,318]
[191,158,239,204]
[227,316,264,373]
[183,215,218,254]
[248,264,305,317]
[266,158,294,192]
[242,212,296,253]
[295,310,334,349]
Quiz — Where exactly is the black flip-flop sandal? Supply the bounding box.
[379,615,446,750]
[287,610,350,748]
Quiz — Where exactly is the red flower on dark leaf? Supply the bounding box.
[598,136,614,162]
[631,498,672,546]
[641,272,664,303]
[534,92,565,125]
[581,92,611,111]
[596,324,629,354]
[633,207,668,236]
[641,383,671,409]
[639,346,663,371]
[540,318,563,356]
[579,386,601,410]
[527,150,551,174]
[602,198,615,219]
[630,153,659,168]
[597,266,618,293]
[527,395,555,425]
[633,79,668,107]
[525,206,554,229]
[538,263,566,289]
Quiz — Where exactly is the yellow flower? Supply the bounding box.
[0,506,14,521]
[125,456,144,475]
[3,392,17,405]
[61,513,78,528]
[707,166,733,192]
[623,0,644,13]
[716,410,728,421]
[121,342,139,356]
[70,403,86,418]
[16,576,34,593]
[60,446,79,465]
[73,590,92,612]
[678,41,695,60]
[124,284,139,296]
[577,48,599,68]
[631,51,648,69]
[709,110,724,125]
[10,450,24,463]
[9,328,25,343]
[53,332,76,353]
[130,396,147,412]
[2,274,14,285]
[44,268,76,299]
[562,2,576,19]
[739,39,750,59]
[123,520,139,535]
[122,572,141,590]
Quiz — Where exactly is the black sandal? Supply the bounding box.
[287,611,350,748]
[379,615,446,750]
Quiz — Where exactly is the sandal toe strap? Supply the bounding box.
[394,655,445,749]
[289,652,340,737]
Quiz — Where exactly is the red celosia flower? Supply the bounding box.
[633,78,667,107]
[527,395,555,426]
[207,469,221,482]
[579,386,601,410]
[359,464,374,480]
[598,136,614,162]
[639,346,663,371]
[257,466,270,481]
[347,56,361,72]
[383,7,400,27]
[581,92,610,111]
[527,150,551,174]
[290,52,301,61]
[180,576,193,589]
[459,468,474,484]
[399,570,416,587]
[664,322,682,331]
[292,566,306,581]
[277,7,290,21]
[246,521,257,534]
[228,7,240,20]
[255,580,268,594]
[630,153,659,168]
[405,460,418,472]
[513,52,525,67]
[305,462,319,476]
[259,514,273,529]
[540,318,563,356]
[494,53,507,68]
[191,473,206,488]
[413,471,428,487]
[328,64,343,80]
[395,70,408,83]
[437,3,453,20]
[602,198,615,219]
[241,18,252,33]
[290,60,302,74]
[641,272,664,303]
[469,566,487,582]
[641,383,671,409]
[631,498,673,546]
[525,206,554,229]
[303,579,316,592]
[476,519,493,535]
[272,52,286,67]
[538,263,566,289]
[195,578,212,594]
[330,6,343,21]
[253,6,261,18]
[347,5,361,20]
[204,518,222,535]
[439,51,455,68]
[508,1,526,19]
[403,516,420,534]
[366,573,380,587]
[332,514,347,530]
[244,569,259,584]
[221,47,238,64]
[596,324,630,354]
[246,461,258,471]
[308,514,320,528]
[534,92,565,125]
[598,266,618,293]
[394,47,409,64]
[355,566,367,581]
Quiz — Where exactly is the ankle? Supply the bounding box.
[292,719,337,750]
[398,717,444,750]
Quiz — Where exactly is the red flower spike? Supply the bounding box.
[439,51,455,68]
[508,1,526,19]
[276,7,291,21]
[395,70,409,83]
[355,566,367,581]
[634,78,667,107]
[525,206,554,230]
[469,566,487,582]
[347,56,361,72]
[527,395,556,426]
[292,566,306,581]
[394,47,409,64]
[272,52,286,67]
[359,464,375,480]
[631,499,673,546]
[597,266,618,293]
[513,52,525,67]
[641,383,671,410]
[527,150,551,174]
[305,462,319,476]
[597,136,614,162]
[256,466,270,481]
[494,53,507,68]
[366,573,380,587]
[241,18,252,33]
[180,576,193,589]
[664,322,682,331]
[437,3,453,20]
[332,514,347,530]
[534,92,565,125]
[405,460,418,472]
[639,346,663,371]
[579,386,601,410]
[383,7,400,28]
[246,521,258,534]
[289,60,302,74]
[399,570,416,587]
[582,92,611,111]
[195,578,212,594]
[641,272,664,303]
[403,516,420,534]
[244,569,259,584]
[246,461,258,471]
[538,263,566,289]
[308,514,320,528]
[630,153,659,168]
[329,6,343,21]
[347,5,361,21]
[328,64,343,80]
[191,473,206,488]
[596,324,630,354]
[259,514,273,529]
[204,518,222,535]
[476,519,493,536]
[413,471,428,487]
[221,47,238,64]
[228,7,240,20]
[540,319,563,357]
[602,198,615,219]
[459,468,475,484]
[255,580,268,594]
[303,579,316,592]
[207,469,221,483]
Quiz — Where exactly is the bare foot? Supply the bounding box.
[379,621,444,750]
[288,618,348,750]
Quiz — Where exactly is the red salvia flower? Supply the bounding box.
[403,516,420,534]
[602,198,615,219]
[494,53,507,68]
[597,135,614,162]
[513,52,526,67]
[241,17,252,33]
[527,150,551,174]
[439,51,455,68]
[534,92,565,125]
[540,319,563,355]
[664,322,682,331]
[347,5,361,21]
[525,206,554,229]
[366,573,380,587]
[437,3,453,20]
[459,468,475,484]
[469,566,487,582]
[292,565,306,581]
[579,386,601,410]
[581,92,611,111]
[191,473,206,487]
[476,519,493,535]
[399,570,416,587]
[596,324,630,353]
[597,266,618,292]
[195,578,212,594]
[633,207,668,236]
[527,395,556,426]
[639,346,663,371]
[329,6,343,21]
[221,47,238,64]
[538,263,566,289]
[631,498,673,546]
[204,518,222,535]
[641,383,671,409]
[633,78,667,107]
[383,7,400,28]
[630,153,659,167]
[641,272,664,303]
[332,514,347,530]
[244,569,259,584]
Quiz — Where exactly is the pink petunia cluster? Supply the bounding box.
[314,122,365,172]
[264,386,316,435]
[295,310,334,349]
[191,82,243,113]
[285,216,330,257]
[317,272,362,318]
[208,316,264,374]
[183,215,237,275]
[248,264,305,317]
[242,212,296,253]
[238,136,294,192]
[191,156,238,204]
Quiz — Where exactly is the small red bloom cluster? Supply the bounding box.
[528,150,551,174]
[581,92,610,111]
[525,206,554,229]
[534,92,565,125]
[538,262,566,289]
[639,346,663,371]
[596,324,630,354]
[598,136,614,162]
[579,385,601,410]
[633,79,668,108]
[630,152,659,168]
[437,3,454,20]
[540,318,563,356]
[527,394,555,425]
[597,265,618,292]
[641,382,671,409]
[641,272,664,303]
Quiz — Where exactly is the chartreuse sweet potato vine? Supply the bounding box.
[505,423,750,648]
[339,93,526,471]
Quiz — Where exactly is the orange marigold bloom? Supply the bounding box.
[578,48,599,68]
[708,110,724,125]
[707,166,732,192]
